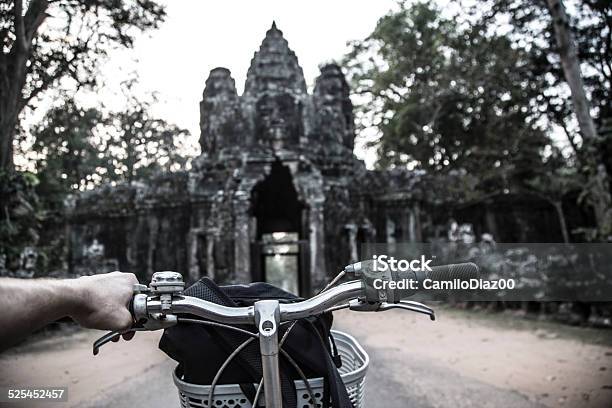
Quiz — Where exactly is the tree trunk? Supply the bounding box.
[0,69,23,174]
[547,0,599,143]
[484,202,499,239]
[546,0,612,237]
[0,0,49,174]
[0,118,16,172]
[552,200,570,243]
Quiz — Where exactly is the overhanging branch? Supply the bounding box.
[23,0,49,45]
[13,0,27,52]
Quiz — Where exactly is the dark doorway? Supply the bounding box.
[251,161,307,295]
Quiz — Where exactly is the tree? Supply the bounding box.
[526,150,582,242]
[344,1,550,194]
[546,0,612,237]
[32,90,191,191]
[31,97,103,207]
[23,91,190,277]
[0,0,166,172]
[101,81,191,183]
[473,1,611,132]
[0,170,41,275]
[472,0,612,238]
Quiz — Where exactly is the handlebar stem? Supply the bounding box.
[254,300,283,408]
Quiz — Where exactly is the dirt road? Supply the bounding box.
[1,308,611,408]
[334,308,612,408]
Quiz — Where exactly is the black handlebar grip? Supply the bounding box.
[425,262,480,282]
[391,262,480,301]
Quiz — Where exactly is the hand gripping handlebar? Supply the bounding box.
[93,275,363,354]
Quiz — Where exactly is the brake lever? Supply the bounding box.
[93,314,178,355]
[93,324,146,356]
[379,300,436,321]
[348,299,435,321]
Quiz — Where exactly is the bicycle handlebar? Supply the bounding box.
[145,296,254,324]
[94,262,477,354]
[137,262,477,324]
[141,280,363,324]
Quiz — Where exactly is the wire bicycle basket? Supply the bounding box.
[173,330,369,408]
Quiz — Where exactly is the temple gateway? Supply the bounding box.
[68,23,570,295]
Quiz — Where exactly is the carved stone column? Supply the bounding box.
[345,223,358,263]
[146,214,159,280]
[187,227,203,282]
[413,202,422,242]
[206,230,217,281]
[386,216,397,243]
[233,195,252,283]
[309,202,326,289]
[408,209,416,242]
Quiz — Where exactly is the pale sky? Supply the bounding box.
[86,0,406,167]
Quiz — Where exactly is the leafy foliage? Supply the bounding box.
[473,0,611,129]
[344,1,551,194]
[31,97,103,208]
[0,0,167,274]
[101,81,191,183]
[12,89,192,275]
[0,170,42,268]
[0,0,166,170]
[470,0,612,239]
[31,90,192,199]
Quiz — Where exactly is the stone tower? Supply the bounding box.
[190,22,370,293]
[198,22,355,158]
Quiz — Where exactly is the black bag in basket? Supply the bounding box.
[159,277,353,408]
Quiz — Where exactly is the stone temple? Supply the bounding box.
[68,23,571,294]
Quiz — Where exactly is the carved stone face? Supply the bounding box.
[255,93,302,149]
[314,64,354,151]
[319,106,346,145]
[319,75,345,104]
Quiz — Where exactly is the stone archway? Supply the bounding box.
[250,160,307,295]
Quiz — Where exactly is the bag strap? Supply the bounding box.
[329,332,342,369]
[307,320,354,408]
[185,278,298,408]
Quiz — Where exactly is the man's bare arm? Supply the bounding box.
[0,272,138,351]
